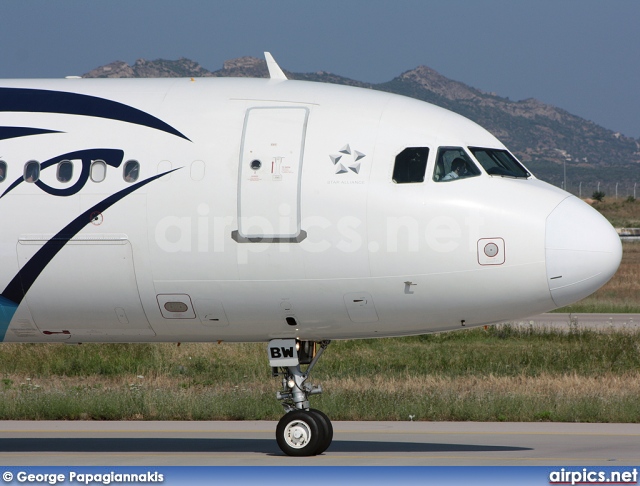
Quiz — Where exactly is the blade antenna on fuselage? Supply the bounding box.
[265,52,288,80]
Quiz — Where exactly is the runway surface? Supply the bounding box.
[0,421,638,466]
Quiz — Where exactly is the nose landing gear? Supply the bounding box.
[268,339,332,456]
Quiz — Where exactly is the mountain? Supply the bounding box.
[84,58,215,78]
[84,57,640,191]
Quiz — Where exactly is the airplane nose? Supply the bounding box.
[545,196,622,308]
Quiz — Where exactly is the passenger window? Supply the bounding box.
[433,147,480,182]
[123,160,140,183]
[392,147,429,183]
[57,160,73,183]
[0,161,6,182]
[90,160,107,182]
[24,161,40,183]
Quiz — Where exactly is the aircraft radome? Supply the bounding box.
[0,53,622,456]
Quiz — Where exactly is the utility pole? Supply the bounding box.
[616,182,619,199]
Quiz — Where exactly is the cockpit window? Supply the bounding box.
[468,147,530,178]
[0,161,6,182]
[392,147,429,183]
[433,147,481,182]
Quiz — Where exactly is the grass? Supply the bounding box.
[591,196,640,228]
[1,326,639,422]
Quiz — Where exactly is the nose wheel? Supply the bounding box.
[276,409,333,456]
[277,410,318,456]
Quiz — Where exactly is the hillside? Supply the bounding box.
[84,57,640,193]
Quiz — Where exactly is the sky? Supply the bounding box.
[2,0,639,138]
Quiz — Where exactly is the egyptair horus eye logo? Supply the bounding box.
[329,144,366,175]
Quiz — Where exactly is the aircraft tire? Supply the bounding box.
[276,410,323,456]
[309,409,333,454]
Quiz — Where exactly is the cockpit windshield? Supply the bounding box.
[468,147,530,179]
[433,147,481,182]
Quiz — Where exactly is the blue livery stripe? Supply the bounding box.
[0,126,61,140]
[0,87,191,141]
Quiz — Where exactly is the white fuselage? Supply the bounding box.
[0,77,622,343]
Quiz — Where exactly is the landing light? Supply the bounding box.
[287,379,296,389]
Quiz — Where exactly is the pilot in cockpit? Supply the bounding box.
[441,158,468,181]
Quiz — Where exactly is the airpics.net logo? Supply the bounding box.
[153,203,488,260]
[549,468,638,485]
